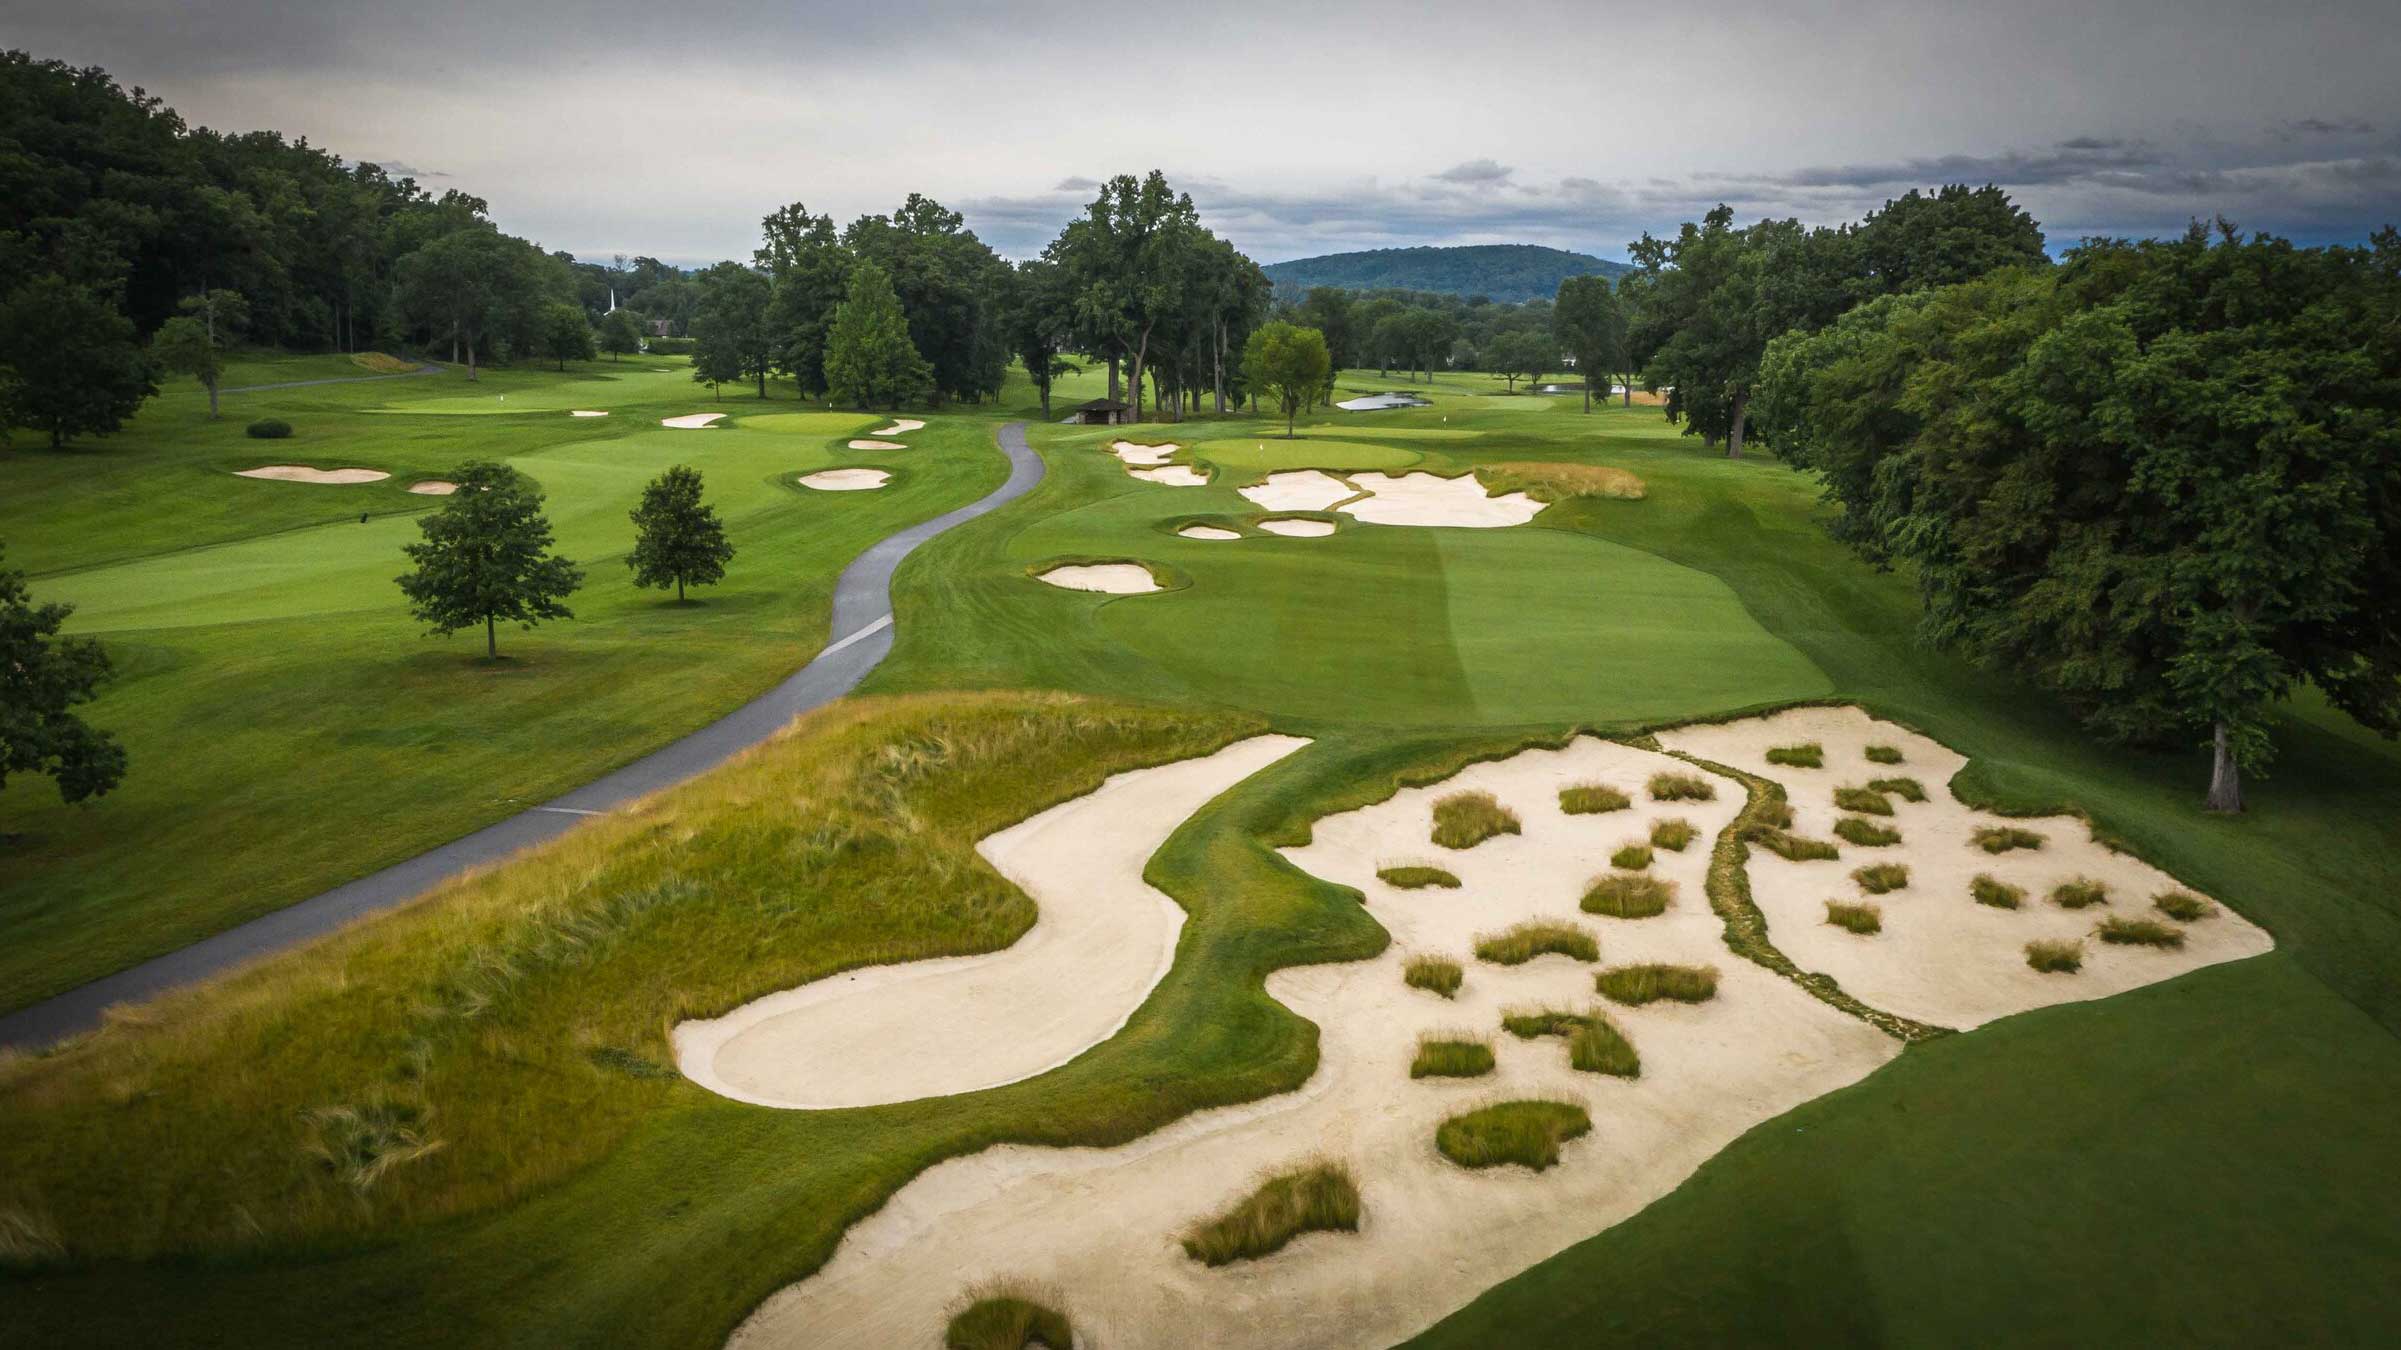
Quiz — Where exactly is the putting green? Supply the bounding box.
[737,411,884,436]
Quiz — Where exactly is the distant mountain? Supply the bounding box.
[1261,244,1634,304]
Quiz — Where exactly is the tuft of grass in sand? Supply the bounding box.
[1745,823,1840,861]
[1432,790,1521,850]
[1833,817,1901,847]
[1649,817,1697,851]
[1411,1034,1498,1079]
[1766,743,1825,769]
[1403,955,1464,998]
[2097,916,2186,949]
[1377,863,1461,890]
[1864,744,1905,765]
[1832,786,1894,816]
[1595,963,1719,1006]
[1501,1007,1590,1039]
[1610,842,1654,871]
[1179,1160,1362,1266]
[1559,783,1631,815]
[1581,873,1674,918]
[2051,878,2110,909]
[1436,1100,1594,1170]
[1825,900,1883,935]
[1569,1015,1642,1077]
[1757,797,1795,829]
[2026,938,2084,973]
[1852,863,1910,894]
[1474,920,1598,965]
[1973,825,2045,853]
[1867,776,1926,802]
[1971,874,2025,909]
[946,1286,1074,1350]
[2154,890,2214,922]
[1648,771,1716,802]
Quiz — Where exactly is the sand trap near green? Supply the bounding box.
[1338,471,1544,528]
[1177,525,1241,541]
[1038,563,1161,594]
[798,469,890,491]
[1197,440,1419,474]
[1238,470,1355,512]
[234,465,389,485]
[661,413,726,429]
[1257,517,1336,537]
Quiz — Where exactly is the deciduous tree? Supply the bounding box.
[0,543,126,806]
[823,260,932,411]
[627,465,734,603]
[395,460,584,660]
[1242,320,1331,438]
[0,278,157,447]
[1552,275,1625,412]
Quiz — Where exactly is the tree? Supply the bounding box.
[535,301,595,370]
[1242,320,1331,438]
[1552,275,1625,413]
[0,543,126,805]
[756,201,848,395]
[1005,259,1080,420]
[823,260,933,411]
[394,460,584,660]
[598,307,643,361]
[0,278,157,448]
[1046,172,1202,422]
[843,195,1013,405]
[626,465,734,602]
[689,262,774,399]
[150,289,249,418]
[392,228,535,381]
[1487,330,1555,392]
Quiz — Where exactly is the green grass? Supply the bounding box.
[1832,817,1901,847]
[1581,873,1675,918]
[946,1290,1073,1350]
[1851,863,1910,895]
[1867,775,1927,802]
[1748,826,1841,861]
[1972,874,2027,909]
[2026,938,2086,973]
[1865,744,1905,764]
[1648,817,1697,851]
[1973,825,2047,853]
[1647,771,1716,802]
[1825,901,1884,935]
[2052,878,2111,909]
[1832,786,1894,816]
[1765,742,1824,768]
[1378,863,1461,889]
[1594,963,1719,1006]
[1569,1015,1643,1077]
[2154,890,2215,922]
[1411,1035,1498,1079]
[1404,955,1465,998]
[2097,917,2186,949]
[1500,1007,1591,1040]
[1179,1160,1362,1265]
[1609,842,1654,870]
[1559,782,1631,814]
[1474,921,1598,965]
[1432,790,1521,850]
[1435,1101,1594,1170]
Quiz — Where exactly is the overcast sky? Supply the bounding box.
[11,0,2399,267]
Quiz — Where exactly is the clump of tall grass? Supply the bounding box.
[1610,842,1654,870]
[2025,938,2084,973]
[1500,1007,1590,1039]
[1581,873,1674,918]
[1411,1034,1497,1079]
[1852,863,1910,894]
[1480,461,1647,501]
[1403,955,1464,998]
[301,1099,446,1197]
[1867,776,1926,802]
[1970,874,2025,909]
[1595,963,1719,1006]
[1765,743,1824,769]
[1864,744,1905,765]
[2153,890,2214,922]
[1474,920,1598,965]
[1569,1015,1642,1077]
[1180,1161,1362,1266]
[1824,900,1883,935]
[1377,862,1460,890]
[1972,825,2044,853]
[1649,817,1697,851]
[2051,877,2109,909]
[2097,916,2185,949]
[1559,783,1631,814]
[1833,817,1901,847]
[0,1205,65,1266]
[1757,797,1795,829]
[1436,1101,1593,1171]
[1432,790,1521,849]
[1832,786,1893,816]
[1647,771,1715,802]
[1745,824,1840,861]
[946,1286,1074,1350]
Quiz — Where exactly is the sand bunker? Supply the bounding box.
[1129,465,1209,486]
[1109,441,1179,466]
[1256,518,1336,538]
[677,737,1310,1110]
[797,469,890,492]
[661,412,725,429]
[407,480,458,495]
[1237,470,1356,513]
[570,410,609,417]
[872,419,926,435]
[1656,706,2273,1029]
[1336,392,1432,411]
[1035,563,1161,594]
[234,465,390,485]
[732,738,1895,1348]
[1177,525,1242,541]
[848,439,907,451]
[1337,472,1545,528]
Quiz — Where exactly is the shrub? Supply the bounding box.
[1833,817,1900,847]
[1581,873,1674,918]
[2097,916,2186,949]
[1746,825,1841,861]
[1825,900,1882,934]
[1867,776,1926,802]
[1377,864,1460,890]
[1559,783,1630,814]
[1474,920,1597,965]
[1649,817,1697,851]
[1568,1015,1641,1077]
[1595,963,1719,1006]
[1410,1035,1497,1079]
[2153,890,2214,922]
[1864,744,1905,765]
[1432,790,1520,850]
[1609,842,1653,871]
[1851,863,1909,894]
[1647,771,1715,802]
[2051,878,2109,909]
[645,336,696,355]
[245,418,293,439]
[1973,825,2045,853]
[1402,955,1463,998]
[1500,1007,1588,1039]
[1765,742,1824,768]
[1971,874,2025,909]
[2025,939,2084,973]
[1436,1101,1593,1170]
[1179,1162,1361,1266]
[1832,786,1893,816]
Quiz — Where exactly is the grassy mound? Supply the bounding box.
[2097,916,2186,949]
[1437,1101,1594,1171]
[1832,786,1893,816]
[1411,1035,1498,1079]
[1180,1161,1362,1266]
[946,1290,1074,1350]
[1595,963,1719,1006]
[1867,775,1926,802]
[1610,842,1655,871]
[1377,863,1461,889]
[2052,877,2110,909]
[1581,873,1674,918]
[1648,772,1716,802]
[1973,825,2046,853]
[1404,955,1464,998]
[1475,921,1598,965]
[1432,790,1521,850]
[1833,817,1901,847]
[1766,743,1824,769]
[1852,863,1910,894]
[1748,825,1841,861]
[1649,817,1697,851]
[2026,938,2085,973]
[1480,461,1646,501]
[1500,1007,1590,1039]
[1825,901,1883,935]
[1569,1015,1642,1077]
[2154,890,2214,922]
[1971,873,2026,909]
[1864,744,1905,765]
[1559,783,1631,814]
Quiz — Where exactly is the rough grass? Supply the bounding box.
[1479,461,1647,501]
[2052,878,2111,909]
[1864,744,1905,765]
[1971,874,2026,909]
[1825,901,1883,935]
[1595,963,1719,1006]
[1766,743,1825,769]
[1649,817,1697,851]
[1559,783,1631,815]
[1500,1007,1591,1039]
[1868,776,1927,802]
[2154,890,2215,922]
[1973,825,2046,853]
[1833,817,1901,847]
[1832,786,1894,816]
[1435,1101,1594,1170]
[1179,1160,1362,1266]
[1377,863,1461,890]
[1610,842,1655,871]
[2025,938,2085,973]
[1647,772,1716,802]
[1474,921,1599,965]
[1852,863,1910,894]
[946,1287,1074,1350]
[2097,917,2187,949]
[1757,798,1795,829]
[1580,873,1675,919]
[1432,790,1521,850]
[1568,1015,1642,1077]
[1403,955,1464,998]
[1746,825,1841,861]
[1411,1035,1498,1079]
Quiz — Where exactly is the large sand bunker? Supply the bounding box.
[1337,472,1544,528]
[1035,563,1162,594]
[1130,465,1209,486]
[1256,517,1336,538]
[1237,470,1355,513]
[873,419,926,435]
[677,736,1310,1110]
[797,469,890,492]
[1109,440,1178,466]
[234,465,390,485]
[847,439,907,451]
[732,737,1896,1348]
[661,412,725,429]
[1656,706,2272,1029]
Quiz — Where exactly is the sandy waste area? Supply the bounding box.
[234,465,389,484]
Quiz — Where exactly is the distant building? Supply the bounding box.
[1070,398,1131,425]
[648,319,674,338]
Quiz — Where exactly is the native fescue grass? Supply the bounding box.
[1972,874,2026,909]
[1403,955,1464,998]
[1411,1034,1498,1079]
[1649,817,1697,851]
[2097,916,2186,949]
[2026,938,2085,973]
[1746,824,1841,861]
[1432,790,1521,850]
[1864,744,1905,765]
[1581,873,1675,918]
[1500,1007,1591,1039]
[1479,460,1647,501]
[1559,783,1631,815]
[1852,863,1910,894]
[2154,890,2215,922]
[946,1284,1074,1350]
[1436,1101,1594,1170]
[1595,963,1719,1006]
[1868,775,1927,802]
[1179,1159,1362,1266]
[1833,817,1901,847]
[2052,878,2110,909]
[1610,842,1655,871]
[1475,920,1599,965]
[1825,901,1883,935]
[1377,862,1461,890]
[1832,786,1894,816]
[1648,772,1716,802]
[1569,1014,1642,1077]
[1766,743,1825,768]
[1974,825,2046,853]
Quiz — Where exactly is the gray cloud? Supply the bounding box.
[1052,176,1100,192]
[1432,159,1513,185]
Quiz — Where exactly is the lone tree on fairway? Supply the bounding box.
[150,290,250,418]
[627,465,734,602]
[823,260,933,411]
[0,543,126,806]
[395,461,584,660]
[0,277,157,447]
[1553,275,1625,413]
[597,307,643,361]
[1242,320,1331,437]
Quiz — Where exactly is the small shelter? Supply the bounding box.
[1070,398,1131,426]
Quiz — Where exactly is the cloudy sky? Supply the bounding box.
[11,0,2399,267]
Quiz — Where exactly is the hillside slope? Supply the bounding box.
[1262,244,1632,302]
